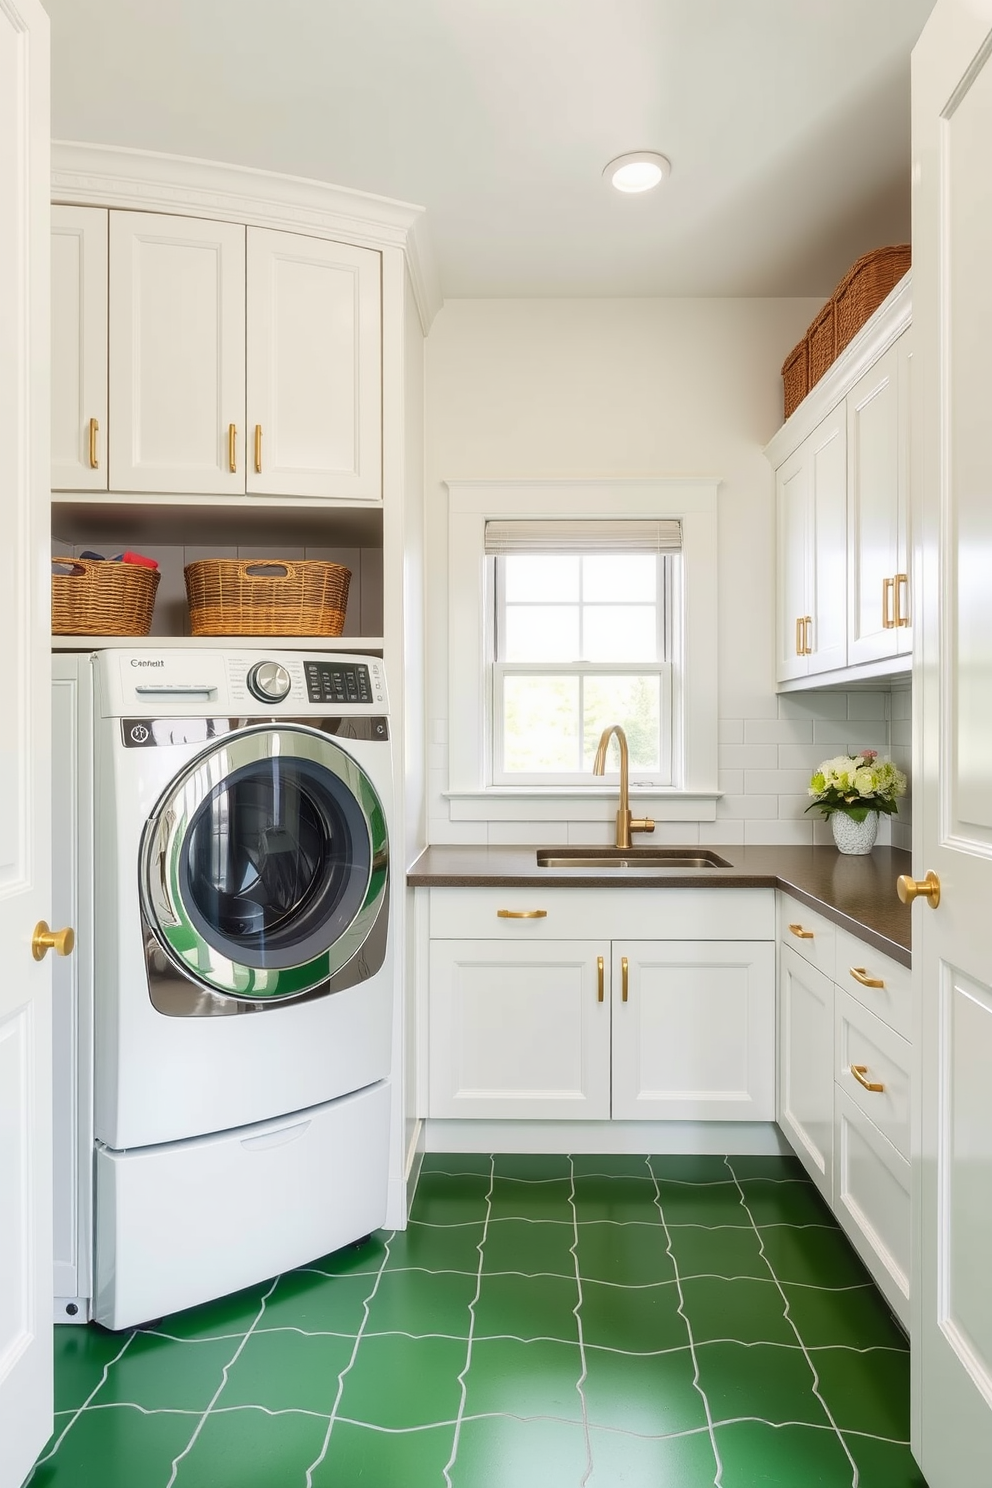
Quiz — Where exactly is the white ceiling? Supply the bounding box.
[42,0,937,300]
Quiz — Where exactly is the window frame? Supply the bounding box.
[445,479,720,823]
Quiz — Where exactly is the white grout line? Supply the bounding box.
[442,1153,496,1487]
[165,1273,281,1487]
[566,1156,595,1487]
[301,1234,395,1486]
[645,1155,725,1488]
[723,1157,862,1488]
[25,1328,138,1474]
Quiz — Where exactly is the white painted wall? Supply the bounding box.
[424,297,911,848]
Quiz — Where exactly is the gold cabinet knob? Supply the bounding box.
[896,871,940,909]
[32,921,75,961]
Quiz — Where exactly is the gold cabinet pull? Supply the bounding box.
[795,616,803,657]
[621,955,629,1002]
[32,921,75,961]
[228,422,237,473]
[894,572,909,627]
[850,966,884,989]
[788,923,814,939]
[88,416,99,469]
[597,956,604,1003]
[254,423,263,473]
[850,1063,885,1093]
[803,616,813,655]
[897,871,941,909]
[496,908,547,919]
[882,575,895,629]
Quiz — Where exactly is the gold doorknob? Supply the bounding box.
[32,921,75,961]
[896,871,940,909]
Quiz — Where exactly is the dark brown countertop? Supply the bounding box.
[407,843,913,967]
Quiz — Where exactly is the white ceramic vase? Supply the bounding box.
[831,809,880,855]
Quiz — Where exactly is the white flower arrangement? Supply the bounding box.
[805,749,907,822]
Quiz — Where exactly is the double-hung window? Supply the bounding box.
[486,520,681,786]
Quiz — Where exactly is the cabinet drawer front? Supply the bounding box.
[834,926,911,1040]
[778,893,837,979]
[430,887,775,942]
[834,1084,910,1328]
[835,990,911,1161]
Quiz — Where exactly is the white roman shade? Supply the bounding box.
[483,519,683,554]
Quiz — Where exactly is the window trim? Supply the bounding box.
[446,478,720,819]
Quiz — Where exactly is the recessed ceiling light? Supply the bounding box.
[604,151,672,194]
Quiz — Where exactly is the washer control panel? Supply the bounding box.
[103,650,388,717]
[247,660,292,703]
[304,659,385,706]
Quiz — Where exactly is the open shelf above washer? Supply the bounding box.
[51,635,385,652]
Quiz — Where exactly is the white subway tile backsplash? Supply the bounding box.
[847,691,891,721]
[488,822,568,846]
[779,692,849,720]
[745,819,814,846]
[744,769,815,796]
[699,819,744,847]
[717,794,779,820]
[717,770,744,795]
[743,718,814,745]
[719,743,780,771]
[718,719,745,745]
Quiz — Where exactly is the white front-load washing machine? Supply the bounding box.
[53,648,396,1329]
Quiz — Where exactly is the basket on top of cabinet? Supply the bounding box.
[183,558,351,637]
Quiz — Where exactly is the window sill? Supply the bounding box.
[444,788,721,823]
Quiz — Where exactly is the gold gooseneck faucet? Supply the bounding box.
[592,724,655,850]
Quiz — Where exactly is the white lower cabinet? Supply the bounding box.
[426,889,776,1125]
[778,942,834,1201]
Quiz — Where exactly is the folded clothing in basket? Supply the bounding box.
[78,549,159,569]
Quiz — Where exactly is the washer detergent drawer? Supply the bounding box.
[93,1080,389,1330]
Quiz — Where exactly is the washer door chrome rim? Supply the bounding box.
[140,724,388,1000]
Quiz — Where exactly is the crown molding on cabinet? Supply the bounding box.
[51,140,444,334]
[764,271,912,471]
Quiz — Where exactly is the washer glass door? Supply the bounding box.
[141,725,388,1000]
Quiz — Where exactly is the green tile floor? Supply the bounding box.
[29,1153,928,1488]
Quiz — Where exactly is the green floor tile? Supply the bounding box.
[841,1431,927,1487]
[92,1331,235,1411]
[157,1281,271,1342]
[814,1344,912,1438]
[482,1216,577,1277]
[412,1171,493,1224]
[679,1275,796,1346]
[695,1339,830,1427]
[28,1406,195,1488]
[52,1325,134,1413]
[365,1266,477,1336]
[304,1231,390,1277]
[724,1153,811,1183]
[580,1277,690,1354]
[450,1415,589,1488]
[492,1153,573,1181]
[572,1153,656,1179]
[487,1176,575,1222]
[385,1220,485,1273]
[215,1329,355,1413]
[649,1154,739,1183]
[583,1344,709,1436]
[258,1268,376,1335]
[758,1222,876,1289]
[473,1272,579,1342]
[743,1177,838,1227]
[655,1179,752,1227]
[170,1405,330,1488]
[576,1219,678,1287]
[666,1222,767,1281]
[573,1172,660,1221]
[335,1332,466,1428]
[781,1280,907,1350]
[420,1153,494,1176]
[462,1336,584,1421]
[714,1419,856,1488]
[310,1420,455,1487]
[586,1423,719,1486]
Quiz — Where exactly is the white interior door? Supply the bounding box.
[912,5,992,1483]
[0,1,54,1485]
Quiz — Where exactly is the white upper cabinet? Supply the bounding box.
[246,229,381,501]
[847,334,913,664]
[775,408,847,682]
[109,212,246,496]
[51,205,108,491]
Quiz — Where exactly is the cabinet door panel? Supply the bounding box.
[776,449,809,681]
[428,940,609,1120]
[808,412,848,672]
[51,205,108,491]
[847,344,901,665]
[246,228,381,500]
[109,212,245,494]
[778,943,834,1201]
[834,1084,910,1327]
[611,941,775,1121]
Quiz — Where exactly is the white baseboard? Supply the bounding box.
[422,1120,792,1156]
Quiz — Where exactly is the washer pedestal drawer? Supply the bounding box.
[93,1080,389,1330]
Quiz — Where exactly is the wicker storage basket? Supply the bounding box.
[834,244,911,354]
[184,558,351,636]
[781,336,809,421]
[807,300,837,388]
[52,558,160,635]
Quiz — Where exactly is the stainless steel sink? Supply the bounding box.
[536,848,732,870]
